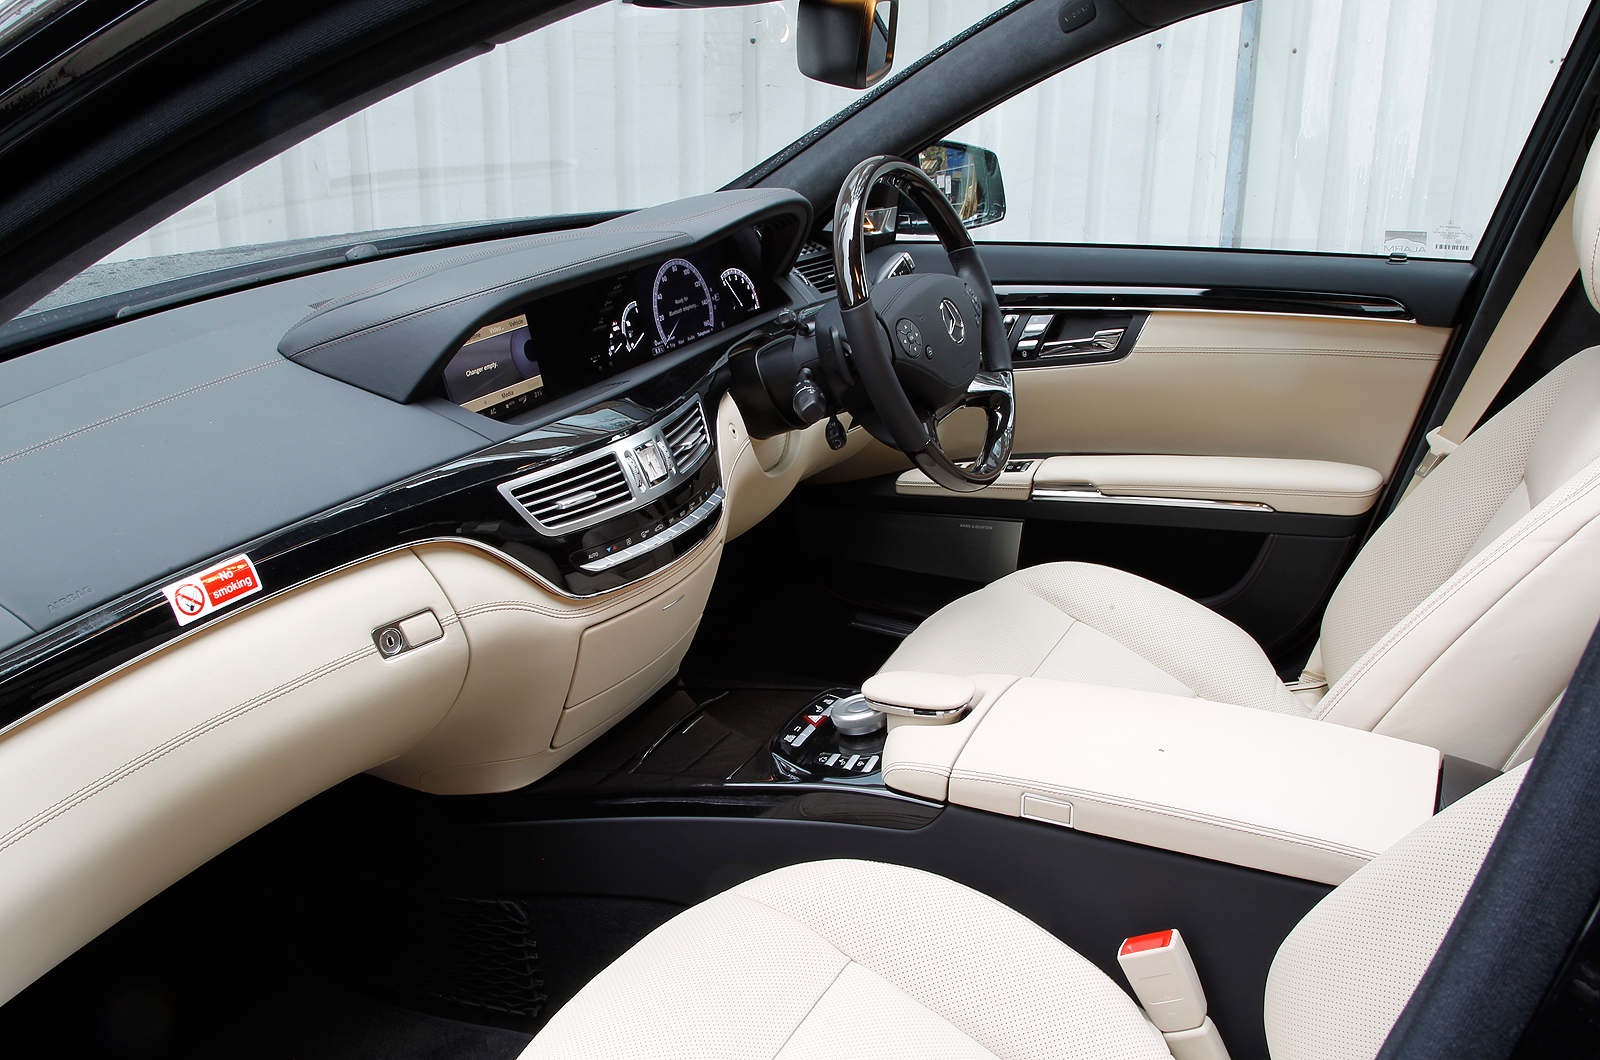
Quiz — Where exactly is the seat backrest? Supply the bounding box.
[1264,764,1526,1060]
[1313,149,1600,768]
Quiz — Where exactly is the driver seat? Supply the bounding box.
[880,152,1600,771]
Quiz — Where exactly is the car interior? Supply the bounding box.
[2,0,1600,1057]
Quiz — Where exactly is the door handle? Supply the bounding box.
[1038,328,1124,356]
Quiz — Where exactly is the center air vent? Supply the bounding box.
[661,401,710,470]
[496,397,715,537]
[505,452,631,533]
[794,249,837,294]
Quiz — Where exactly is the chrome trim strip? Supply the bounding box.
[1031,485,1275,513]
[577,488,725,572]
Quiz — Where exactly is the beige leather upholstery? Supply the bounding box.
[906,676,1441,884]
[1032,455,1384,516]
[898,455,1384,516]
[1265,764,1526,1060]
[884,147,1600,767]
[0,551,469,1007]
[816,309,1451,486]
[523,767,1524,1060]
[1314,351,1600,764]
[883,562,1303,715]
[522,859,1171,1060]
[887,347,1600,766]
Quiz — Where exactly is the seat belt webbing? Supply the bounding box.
[1408,191,1579,490]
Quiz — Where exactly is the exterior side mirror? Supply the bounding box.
[900,142,1007,232]
[797,0,897,90]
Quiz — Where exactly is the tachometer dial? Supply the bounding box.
[652,258,716,350]
[720,268,760,313]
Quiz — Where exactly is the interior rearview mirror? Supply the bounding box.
[797,0,897,90]
[899,142,1008,232]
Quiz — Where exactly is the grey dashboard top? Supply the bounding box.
[281,189,810,402]
[0,190,808,652]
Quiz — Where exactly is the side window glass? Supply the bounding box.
[945,0,1587,259]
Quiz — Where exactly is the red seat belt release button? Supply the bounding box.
[1118,929,1207,1032]
[1118,929,1232,1060]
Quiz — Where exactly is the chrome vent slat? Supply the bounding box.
[660,401,711,471]
[794,256,837,294]
[509,454,631,529]
[496,397,715,538]
[513,464,625,504]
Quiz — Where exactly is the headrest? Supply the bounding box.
[1573,139,1600,312]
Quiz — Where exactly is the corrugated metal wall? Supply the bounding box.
[116,0,1586,263]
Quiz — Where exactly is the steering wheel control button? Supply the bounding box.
[896,319,924,357]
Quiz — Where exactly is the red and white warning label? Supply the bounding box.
[160,555,263,626]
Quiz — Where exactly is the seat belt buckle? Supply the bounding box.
[1416,426,1460,479]
[1118,929,1231,1060]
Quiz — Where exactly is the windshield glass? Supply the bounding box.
[21,0,997,321]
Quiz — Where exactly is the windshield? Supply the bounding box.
[19,0,998,323]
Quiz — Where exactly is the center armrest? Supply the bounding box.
[882,676,1441,884]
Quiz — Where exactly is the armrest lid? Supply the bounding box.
[864,671,977,713]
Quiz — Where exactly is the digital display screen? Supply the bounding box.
[594,240,772,376]
[441,230,784,422]
[441,315,543,414]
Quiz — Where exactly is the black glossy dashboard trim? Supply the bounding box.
[0,326,763,736]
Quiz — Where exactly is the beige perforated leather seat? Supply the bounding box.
[519,765,1525,1060]
[880,156,1600,770]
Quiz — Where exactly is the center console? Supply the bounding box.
[873,673,1443,885]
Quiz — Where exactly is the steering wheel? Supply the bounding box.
[833,155,1014,492]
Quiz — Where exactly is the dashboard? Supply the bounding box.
[440,235,781,421]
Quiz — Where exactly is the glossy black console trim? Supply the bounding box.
[0,326,762,735]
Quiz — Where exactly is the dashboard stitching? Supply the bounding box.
[0,643,375,856]
[0,359,281,468]
[284,192,795,343]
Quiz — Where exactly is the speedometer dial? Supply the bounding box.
[652,258,716,351]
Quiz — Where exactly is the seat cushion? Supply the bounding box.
[882,561,1304,715]
[520,859,1169,1060]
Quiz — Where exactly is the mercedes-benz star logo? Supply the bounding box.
[939,299,966,343]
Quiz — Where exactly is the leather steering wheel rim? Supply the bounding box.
[833,155,1015,492]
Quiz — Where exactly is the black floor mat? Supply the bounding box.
[0,810,533,1060]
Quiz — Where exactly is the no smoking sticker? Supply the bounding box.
[161,555,263,626]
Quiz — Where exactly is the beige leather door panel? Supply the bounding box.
[816,310,1451,483]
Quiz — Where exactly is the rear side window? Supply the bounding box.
[949,0,1588,258]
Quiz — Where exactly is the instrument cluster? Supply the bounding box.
[590,239,772,377]
[440,232,781,422]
